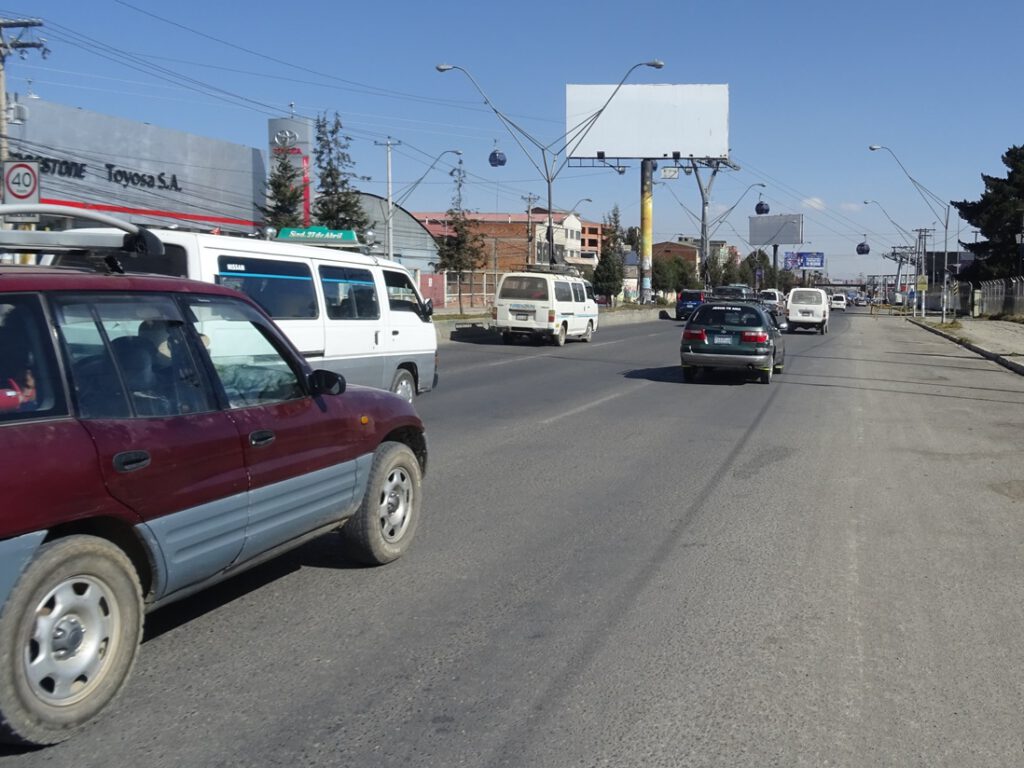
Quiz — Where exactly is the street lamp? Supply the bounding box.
[868,144,952,319]
[709,183,766,235]
[437,60,664,266]
[863,199,914,245]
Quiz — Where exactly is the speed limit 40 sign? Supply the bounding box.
[3,161,40,222]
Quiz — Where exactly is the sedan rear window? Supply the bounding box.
[690,306,763,327]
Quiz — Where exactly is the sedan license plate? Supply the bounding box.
[713,334,732,345]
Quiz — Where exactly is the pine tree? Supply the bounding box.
[953,145,1024,280]
[434,160,485,314]
[259,150,304,230]
[311,112,369,234]
[593,206,625,304]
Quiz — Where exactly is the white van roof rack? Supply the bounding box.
[525,263,581,276]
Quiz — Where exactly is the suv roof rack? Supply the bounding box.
[0,204,165,260]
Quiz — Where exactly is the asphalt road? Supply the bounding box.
[6,308,1024,767]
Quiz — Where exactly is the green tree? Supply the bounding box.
[311,112,369,234]
[651,254,678,295]
[593,206,625,303]
[953,145,1024,279]
[258,150,303,230]
[434,160,485,314]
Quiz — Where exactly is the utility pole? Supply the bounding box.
[0,18,47,162]
[374,137,401,261]
[522,193,539,265]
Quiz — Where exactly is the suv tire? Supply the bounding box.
[0,536,143,746]
[341,442,422,565]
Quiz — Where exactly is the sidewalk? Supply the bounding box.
[909,316,1024,376]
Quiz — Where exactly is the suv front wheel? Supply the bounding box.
[341,442,423,565]
[0,536,144,746]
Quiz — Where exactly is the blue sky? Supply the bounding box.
[11,0,1024,278]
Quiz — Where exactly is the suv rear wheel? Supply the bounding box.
[0,536,143,746]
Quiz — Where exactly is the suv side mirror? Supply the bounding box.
[308,369,345,396]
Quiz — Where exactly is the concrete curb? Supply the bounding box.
[907,318,1024,376]
[434,308,668,346]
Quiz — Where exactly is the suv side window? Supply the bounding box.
[215,256,318,319]
[0,295,67,422]
[53,295,217,418]
[187,297,305,409]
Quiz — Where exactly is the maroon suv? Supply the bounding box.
[0,265,427,745]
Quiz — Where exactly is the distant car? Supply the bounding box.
[680,300,786,384]
[0,259,428,745]
[711,285,757,301]
[759,289,784,313]
[675,289,708,320]
[830,294,847,311]
[854,296,867,307]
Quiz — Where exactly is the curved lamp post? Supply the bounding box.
[709,183,767,235]
[863,199,914,245]
[437,60,664,265]
[869,144,952,318]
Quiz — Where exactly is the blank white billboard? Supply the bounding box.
[566,84,729,160]
[749,214,804,246]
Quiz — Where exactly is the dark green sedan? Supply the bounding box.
[679,300,787,384]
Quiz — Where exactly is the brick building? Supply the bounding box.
[413,209,603,274]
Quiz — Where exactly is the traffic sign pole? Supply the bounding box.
[2,160,40,223]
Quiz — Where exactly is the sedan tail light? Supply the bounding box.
[740,331,769,343]
[682,328,707,342]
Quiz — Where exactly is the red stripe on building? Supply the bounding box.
[40,198,258,228]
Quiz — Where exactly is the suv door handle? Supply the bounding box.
[113,450,151,473]
[249,429,276,447]
[392,330,400,336]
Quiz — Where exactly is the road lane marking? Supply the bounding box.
[538,380,653,426]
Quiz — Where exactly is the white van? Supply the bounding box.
[9,205,437,401]
[785,287,830,334]
[492,268,599,345]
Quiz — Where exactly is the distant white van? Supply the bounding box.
[492,268,599,345]
[785,287,830,334]
[21,206,437,401]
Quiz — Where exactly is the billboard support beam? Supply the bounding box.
[640,159,654,303]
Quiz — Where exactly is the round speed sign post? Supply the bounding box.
[2,161,40,223]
